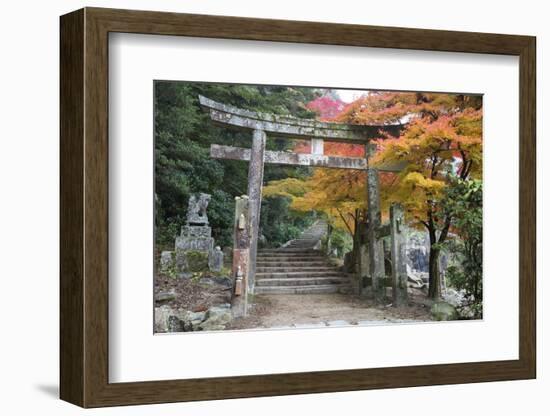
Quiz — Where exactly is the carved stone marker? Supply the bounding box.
[209,246,224,272]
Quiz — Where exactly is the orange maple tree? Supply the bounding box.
[264,91,482,299]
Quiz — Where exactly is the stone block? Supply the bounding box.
[175,235,214,252]
[159,251,174,273]
[175,249,210,273]
[208,246,224,272]
[155,290,176,304]
[180,225,212,238]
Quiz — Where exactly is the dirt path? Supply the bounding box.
[227,293,433,330]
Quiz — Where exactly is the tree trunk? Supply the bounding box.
[351,209,361,273]
[428,246,441,300]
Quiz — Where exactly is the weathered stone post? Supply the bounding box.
[356,218,369,295]
[367,167,386,302]
[246,129,266,294]
[232,195,250,317]
[390,203,408,306]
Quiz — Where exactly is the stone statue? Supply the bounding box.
[187,193,211,225]
[160,192,224,277]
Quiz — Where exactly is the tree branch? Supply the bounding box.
[336,207,354,236]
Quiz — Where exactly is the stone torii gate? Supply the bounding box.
[198,95,409,313]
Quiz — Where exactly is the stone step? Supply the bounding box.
[256,266,339,273]
[255,271,347,279]
[288,241,319,244]
[256,256,326,263]
[255,284,352,295]
[258,249,320,254]
[258,249,322,253]
[256,277,350,287]
[256,261,329,267]
[257,254,325,259]
[284,246,317,249]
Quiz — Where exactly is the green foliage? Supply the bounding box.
[154,81,321,249]
[156,220,181,249]
[329,227,353,258]
[259,196,316,248]
[443,178,483,318]
[207,190,234,248]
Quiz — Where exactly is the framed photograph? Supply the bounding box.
[60,7,536,408]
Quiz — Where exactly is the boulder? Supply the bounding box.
[198,306,233,331]
[155,289,176,304]
[154,305,173,332]
[431,301,458,321]
[187,310,206,324]
[178,310,207,331]
[168,315,185,332]
[156,309,209,333]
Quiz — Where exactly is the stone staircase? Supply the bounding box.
[254,221,353,294]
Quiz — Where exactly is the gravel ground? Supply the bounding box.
[227,293,433,330]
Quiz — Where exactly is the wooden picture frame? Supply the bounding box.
[60,7,536,408]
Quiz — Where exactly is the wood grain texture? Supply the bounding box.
[518,37,537,376]
[59,8,84,406]
[59,7,537,408]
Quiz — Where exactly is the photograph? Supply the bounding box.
[153,81,483,333]
[48,3,538,410]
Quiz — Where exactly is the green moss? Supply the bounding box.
[185,250,209,272]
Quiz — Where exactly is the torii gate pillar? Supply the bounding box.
[366,167,386,302]
[246,129,266,293]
